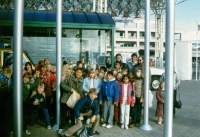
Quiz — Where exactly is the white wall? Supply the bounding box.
[175,41,192,80]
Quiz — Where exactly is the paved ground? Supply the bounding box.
[18,80,200,137]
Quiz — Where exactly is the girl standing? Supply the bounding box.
[118,75,134,129]
[155,81,165,125]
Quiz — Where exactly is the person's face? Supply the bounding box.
[89,93,97,100]
[98,73,104,79]
[37,86,44,94]
[44,59,49,65]
[41,67,46,73]
[75,70,83,78]
[23,76,30,83]
[128,72,133,78]
[122,71,128,75]
[160,82,165,89]
[116,55,121,61]
[90,72,96,78]
[100,69,105,74]
[123,77,129,84]
[136,70,142,77]
[95,70,99,75]
[81,59,85,63]
[66,70,71,77]
[116,73,122,81]
[78,63,83,68]
[46,65,51,72]
[26,64,31,70]
[132,82,136,86]
[115,63,121,70]
[106,74,113,81]
[132,56,137,62]
[138,57,144,64]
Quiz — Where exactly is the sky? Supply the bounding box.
[175,0,200,32]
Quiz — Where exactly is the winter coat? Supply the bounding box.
[118,83,135,105]
[60,74,83,103]
[45,72,56,97]
[0,71,12,92]
[99,78,119,102]
[23,77,39,101]
[134,78,144,98]
[155,89,164,117]
[82,77,102,94]
[74,95,98,118]
[27,90,46,113]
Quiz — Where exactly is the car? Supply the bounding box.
[150,67,165,91]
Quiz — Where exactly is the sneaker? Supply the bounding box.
[121,125,124,129]
[106,125,112,128]
[86,118,91,124]
[125,126,129,130]
[59,132,67,137]
[47,126,51,129]
[129,124,135,128]
[58,129,63,134]
[102,123,106,127]
[25,130,31,135]
[93,131,100,135]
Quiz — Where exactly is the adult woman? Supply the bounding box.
[23,62,34,76]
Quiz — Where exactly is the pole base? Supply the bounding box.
[139,124,153,131]
[52,124,59,130]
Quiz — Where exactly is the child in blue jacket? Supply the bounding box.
[99,71,119,129]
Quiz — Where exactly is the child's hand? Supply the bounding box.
[140,97,143,103]
[99,101,102,105]
[114,102,118,106]
[33,101,39,105]
[131,104,134,107]
[163,100,164,103]
[90,116,96,123]
[78,116,84,121]
[36,71,40,77]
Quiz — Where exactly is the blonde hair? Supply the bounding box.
[88,88,98,95]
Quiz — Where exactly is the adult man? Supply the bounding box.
[59,88,100,137]
[159,70,180,118]
[106,53,127,70]
[127,53,138,73]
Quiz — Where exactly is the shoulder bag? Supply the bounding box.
[175,88,182,109]
[66,91,81,109]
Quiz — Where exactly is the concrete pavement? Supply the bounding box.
[20,80,200,137]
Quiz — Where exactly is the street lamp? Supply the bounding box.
[193,45,199,80]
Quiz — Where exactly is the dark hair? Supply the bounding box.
[107,71,113,76]
[115,61,122,66]
[24,62,33,71]
[115,53,122,58]
[122,74,130,81]
[131,53,138,57]
[159,81,165,89]
[76,61,82,67]
[100,66,107,72]
[88,88,98,95]
[75,67,83,72]
[23,72,32,80]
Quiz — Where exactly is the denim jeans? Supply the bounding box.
[30,107,50,126]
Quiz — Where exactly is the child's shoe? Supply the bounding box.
[47,126,51,129]
[102,123,106,127]
[25,130,31,135]
[121,124,124,129]
[158,117,163,125]
[106,125,112,128]
[125,126,129,130]
[129,124,135,128]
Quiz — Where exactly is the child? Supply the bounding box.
[115,61,122,73]
[28,83,51,129]
[59,88,100,137]
[99,71,119,129]
[129,68,144,128]
[155,81,165,125]
[114,72,123,125]
[118,75,134,129]
[23,72,39,135]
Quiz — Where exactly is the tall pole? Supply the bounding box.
[140,0,152,131]
[164,0,174,136]
[13,0,24,136]
[196,30,199,80]
[54,0,62,130]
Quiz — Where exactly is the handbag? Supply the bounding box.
[76,124,93,137]
[66,91,81,109]
[175,88,182,109]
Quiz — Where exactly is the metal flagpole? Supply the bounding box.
[196,30,198,80]
[13,0,24,136]
[164,0,174,136]
[140,0,152,131]
[52,0,62,130]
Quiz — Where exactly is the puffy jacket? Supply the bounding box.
[118,82,135,105]
[74,95,98,118]
[60,74,83,103]
[99,78,119,102]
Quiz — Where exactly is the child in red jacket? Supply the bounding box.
[118,75,134,130]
